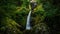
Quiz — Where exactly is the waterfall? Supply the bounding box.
[26,11,32,30]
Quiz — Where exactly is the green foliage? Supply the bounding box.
[0,0,60,34]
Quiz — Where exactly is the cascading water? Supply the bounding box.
[26,11,32,30]
[26,0,37,30]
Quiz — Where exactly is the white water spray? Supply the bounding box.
[26,11,32,30]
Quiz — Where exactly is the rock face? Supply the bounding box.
[30,2,37,10]
[30,0,37,10]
